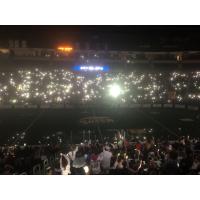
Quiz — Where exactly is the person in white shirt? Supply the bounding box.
[60,154,71,175]
[99,146,112,174]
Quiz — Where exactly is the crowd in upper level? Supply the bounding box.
[0,69,200,105]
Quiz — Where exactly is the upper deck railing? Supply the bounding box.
[1,48,200,63]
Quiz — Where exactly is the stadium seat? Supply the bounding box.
[43,159,49,174]
[49,156,55,167]
[33,164,41,175]
[20,172,27,175]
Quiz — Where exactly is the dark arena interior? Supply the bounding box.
[0,107,199,145]
[0,26,200,175]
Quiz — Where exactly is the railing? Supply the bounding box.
[0,102,199,111]
[2,49,200,63]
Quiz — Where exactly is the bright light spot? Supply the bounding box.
[80,66,103,71]
[57,46,73,52]
[109,84,122,98]
[83,166,89,174]
[12,99,17,104]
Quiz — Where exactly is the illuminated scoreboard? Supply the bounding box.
[73,65,110,72]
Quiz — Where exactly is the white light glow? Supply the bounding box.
[83,166,89,174]
[80,66,103,71]
[109,84,122,98]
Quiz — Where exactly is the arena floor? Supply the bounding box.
[0,106,199,144]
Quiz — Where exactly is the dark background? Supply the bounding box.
[1,25,200,51]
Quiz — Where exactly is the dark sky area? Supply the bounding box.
[0,25,200,51]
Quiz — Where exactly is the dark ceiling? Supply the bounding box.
[0,25,200,51]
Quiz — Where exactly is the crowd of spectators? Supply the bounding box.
[0,145,60,175]
[59,134,200,175]
[0,68,200,175]
[1,132,200,175]
[0,69,200,106]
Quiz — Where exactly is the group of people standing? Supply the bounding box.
[60,144,112,175]
[59,135,200,175]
